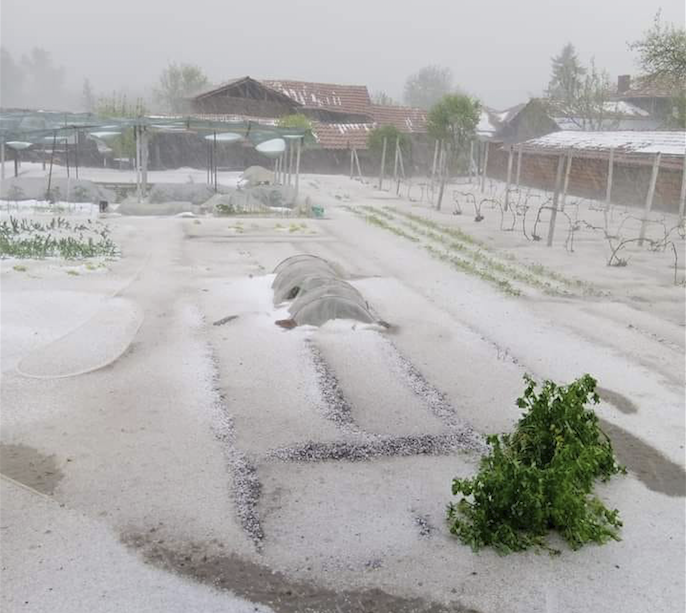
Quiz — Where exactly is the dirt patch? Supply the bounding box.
[597,387,639,414]
[122,531,478,613]
[0,443,63,495]
[600,419,685,497]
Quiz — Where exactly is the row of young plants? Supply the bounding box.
[385,207,601,295]
[0,216,118,259]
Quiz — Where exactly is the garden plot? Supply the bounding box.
[0,173,684,613]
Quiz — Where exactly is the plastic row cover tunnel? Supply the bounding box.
[272,255,378,327]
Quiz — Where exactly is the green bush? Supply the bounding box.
[448,374,625,554]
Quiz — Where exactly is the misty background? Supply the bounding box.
[1,0,683,112]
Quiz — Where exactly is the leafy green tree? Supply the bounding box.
[428,93,480,209]
[630,11,686,83]
[546,45,615,130]
[630,12,686,128]
[277,114,313,132]
[94,93,147,159]
[367,125,410,174]
[154,62,209,113]
[403,65,453,109]
[547,43,586,104]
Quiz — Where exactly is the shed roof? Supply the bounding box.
[369,104,428,133]
[262,79,372,115]
[517,130,686,168]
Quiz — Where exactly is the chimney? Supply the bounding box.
[617,75,631,95]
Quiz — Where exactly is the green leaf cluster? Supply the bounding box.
[448,374,625,554]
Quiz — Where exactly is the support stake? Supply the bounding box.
[639,152,661,245]
[546,155,565,247]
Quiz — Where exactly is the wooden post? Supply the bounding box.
[469,140,475,183]
[378,136,387,190]
[354,148,363,179]
[515,143,523,188]
[398,144,406,179]
[605,147,615,207]
[288,140,295,187]
[349,148,354,179]
[504,145,514,210]
[141,129,149,196]
[678,150,686,218]
[393,136,400,180]
[639,152,661,245]
[135,126,142,202]
[546,155,566,247]
[436,143,450,211]
[561,150,573,210]
[0,137,5,182]
[13,149,19,178]
[431,139,439,183]
[213,131,218,193]
[294,137,302,202]
[480,142,489,193]
[47,131,57,199]
[74,129,80,180]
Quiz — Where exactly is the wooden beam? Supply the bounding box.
[639,152,661,245]
[546,154,566,247]
[605,147,615,207]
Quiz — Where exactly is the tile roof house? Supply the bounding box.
[615,74,681,123]
[261,79,373,121]
[368,105,428,133]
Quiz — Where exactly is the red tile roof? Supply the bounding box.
[311,121,374,150]
[369,105,428,133]
[262,80,372,115]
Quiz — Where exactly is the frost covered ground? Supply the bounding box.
[1,168,684,613]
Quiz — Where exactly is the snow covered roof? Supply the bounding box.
[311,122,374,149]
[369,105,428,133]
[262,80,372,115]
[518,131,686,167]
[476,104,527,141]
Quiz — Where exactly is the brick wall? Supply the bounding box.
[485,142,683,213]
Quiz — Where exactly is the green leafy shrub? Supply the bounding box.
[448,374,625,554]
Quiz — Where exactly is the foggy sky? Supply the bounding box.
[1,0,683,109]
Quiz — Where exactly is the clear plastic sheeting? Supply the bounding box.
[291,295,376,327]
[289,280,366,315]
[272,259,339,303]
[272,254,379,327]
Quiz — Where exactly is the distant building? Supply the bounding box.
[187,77,430,173]
[615,74,679,124]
